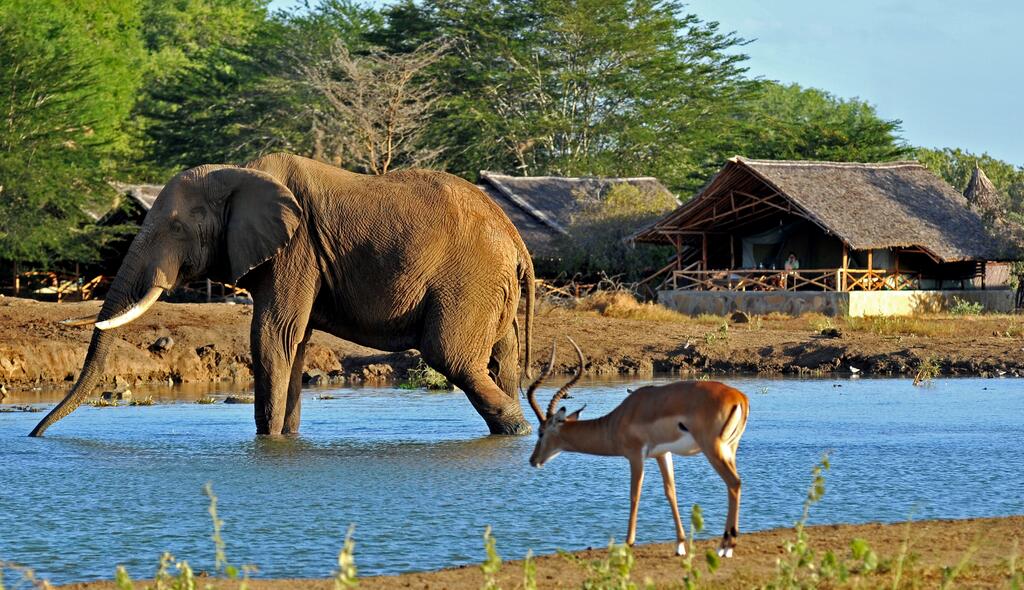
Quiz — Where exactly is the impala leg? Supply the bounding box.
[626,455,645,546]
[656,453,687,556]
[705,442,741,558]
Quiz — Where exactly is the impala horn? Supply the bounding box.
[546,337,585,418]
[526,341,557,423]
[95,287,164,331]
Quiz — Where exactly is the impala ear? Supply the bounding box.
[208,167,302,283]
[552,407,567,423]
[566,405,586,421]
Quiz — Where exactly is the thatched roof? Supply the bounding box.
[479,171,674,255]
[964,165,1001,212]
[634,157,1010,262]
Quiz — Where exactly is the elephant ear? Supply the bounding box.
[209,167,302,284]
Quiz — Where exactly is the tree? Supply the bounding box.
[138,0,385,173]
[563,183,678,279]
[0,0,143,267]
[733,82,911,164]
[300,39,450,173]
[383,0,756,190]
[915,147,1024,216]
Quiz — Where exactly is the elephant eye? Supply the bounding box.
[170,220,186,235]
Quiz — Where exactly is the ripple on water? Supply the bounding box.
[1,377,1022,583]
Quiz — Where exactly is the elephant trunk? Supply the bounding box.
[29,232,177,437]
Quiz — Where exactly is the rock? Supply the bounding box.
[195,344,216,358]
[327,370,347,385]
[150,336,175,353]
[113,375,132,392]
[360,363,394,380]
[101,389,133,401]
[302,369,327,386]
[0,383,7,402]
[224,395,255,404]
[729,310,751,324]
[820,327,842,338]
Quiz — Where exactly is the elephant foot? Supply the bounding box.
[483,406,532,436]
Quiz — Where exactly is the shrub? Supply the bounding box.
[399,360,453,390]
[574,291,686,322]
[561,183,677,280]
[949,296,984,316]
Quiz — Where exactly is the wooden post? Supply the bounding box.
[13,261,19,296]
[701,233,708,271]
[866,249,873,291]
[840,243,848,292]
[894,251,900,290]
[206,279,212,302]
[673,235,682,270]
[729,235,735,269]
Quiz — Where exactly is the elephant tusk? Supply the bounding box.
[61,315,98,327]
[95,287,164,331]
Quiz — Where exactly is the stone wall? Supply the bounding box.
[658,289,1016,317]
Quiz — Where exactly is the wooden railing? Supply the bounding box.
[667,268,922,292]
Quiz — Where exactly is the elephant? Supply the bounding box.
[30,153,535,437]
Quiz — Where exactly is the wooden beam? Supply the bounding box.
[729,235,735,269]
[674,235,682,270]
[701,233,708,271]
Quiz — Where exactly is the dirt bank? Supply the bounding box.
[57,516,1024,589]
[1,296,1023,395]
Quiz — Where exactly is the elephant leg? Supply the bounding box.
[488,324,521,399]
[283,326,313,435]
[250,277,315,436]
[447,367,531,435]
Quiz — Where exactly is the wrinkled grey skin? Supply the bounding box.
[30,153,534,437]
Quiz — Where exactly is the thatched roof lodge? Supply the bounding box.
[633,157,1017,316]
[477,170,674,258]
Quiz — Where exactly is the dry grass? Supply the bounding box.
[572,291,688,322]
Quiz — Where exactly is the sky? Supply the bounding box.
[269,0,1024,166]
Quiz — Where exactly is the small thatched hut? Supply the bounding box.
[477,171,674,259]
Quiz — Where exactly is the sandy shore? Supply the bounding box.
[1,296,1022,396]
[55,516,1024,589]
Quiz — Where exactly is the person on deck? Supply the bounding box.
[782,252,800,289]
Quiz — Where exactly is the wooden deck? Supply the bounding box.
[665,268,922,292]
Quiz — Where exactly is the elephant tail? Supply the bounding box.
[521,253,535,380]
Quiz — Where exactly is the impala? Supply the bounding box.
[527,338,749,558]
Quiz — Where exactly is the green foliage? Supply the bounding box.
[768,452,831,589]
[916,147,1024,216]
[334,525,358,589]
[949,296,984,316]
[560,540,648,590]
[399,360,453,390]
[480,526,502,590]
[735,82,911,164]
[524,549,540,590]
[563,183,677,279]
[389,0,757,190]
[0,0,143,265]
[679,504,720,590]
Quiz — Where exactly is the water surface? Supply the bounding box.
[1,377,1022,583]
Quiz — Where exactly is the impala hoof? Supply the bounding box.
[675,542,686,556]
[716,547,734,558]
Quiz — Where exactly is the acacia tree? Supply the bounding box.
[383,0,756,189]
[0,1,142,268]
[300,39,450,174]
[734,82,911,163]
